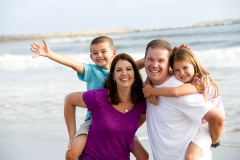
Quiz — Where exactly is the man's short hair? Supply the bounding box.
[144,39,172,58]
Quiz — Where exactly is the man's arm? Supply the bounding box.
[31,40,85,74]
[203,106,225,144]
[180,94,224,144]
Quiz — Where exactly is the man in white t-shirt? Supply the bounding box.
[144,39,225,160]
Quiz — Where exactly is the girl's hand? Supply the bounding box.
[142,77,153,97]
[142,84,153,98]
[173,44,190,53]
[30,39,51,58]
[147,95,157,106]
[143,77,158,105]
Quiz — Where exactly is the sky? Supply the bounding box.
[0,0,240,36]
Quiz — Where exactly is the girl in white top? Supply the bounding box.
[143,47,225,160]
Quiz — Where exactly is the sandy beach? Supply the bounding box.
[0,137,240,160]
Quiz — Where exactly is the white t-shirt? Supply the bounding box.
[146,76,213,160]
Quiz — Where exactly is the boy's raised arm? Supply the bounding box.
[30,40,85,74]
[135,58,144,70]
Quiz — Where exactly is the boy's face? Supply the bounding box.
[90,42,116,70]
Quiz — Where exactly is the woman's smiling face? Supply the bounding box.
[113,60,135,89]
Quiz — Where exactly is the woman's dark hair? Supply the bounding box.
[104,53,144,104]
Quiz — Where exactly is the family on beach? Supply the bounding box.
[30,36,225,160]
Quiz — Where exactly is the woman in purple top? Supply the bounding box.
[65,53,147,160]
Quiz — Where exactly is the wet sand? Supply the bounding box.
[0,137,240,160]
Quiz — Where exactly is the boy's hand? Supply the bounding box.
[68,139,73,150]
[31,40,51,58]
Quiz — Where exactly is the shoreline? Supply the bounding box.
[1,18,239,43]
[1,136,240,160]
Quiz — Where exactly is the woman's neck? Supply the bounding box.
[117,87,132,103]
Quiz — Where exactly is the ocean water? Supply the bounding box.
[0,23,240,149]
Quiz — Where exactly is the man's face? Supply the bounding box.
[144,47,170,85]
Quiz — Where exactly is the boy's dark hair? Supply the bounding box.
[144,39,172,58]
[104,53,144,104]
[90,36,114,50]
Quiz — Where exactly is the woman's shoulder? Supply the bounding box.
[83,88,109,106]
[87,88,108,95]
[135,100,147,113]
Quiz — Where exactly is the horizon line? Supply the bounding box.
[1,17,239,43]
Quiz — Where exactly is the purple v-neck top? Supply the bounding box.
[81,88,146,160]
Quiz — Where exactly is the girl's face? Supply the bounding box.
[173,60,195,83]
